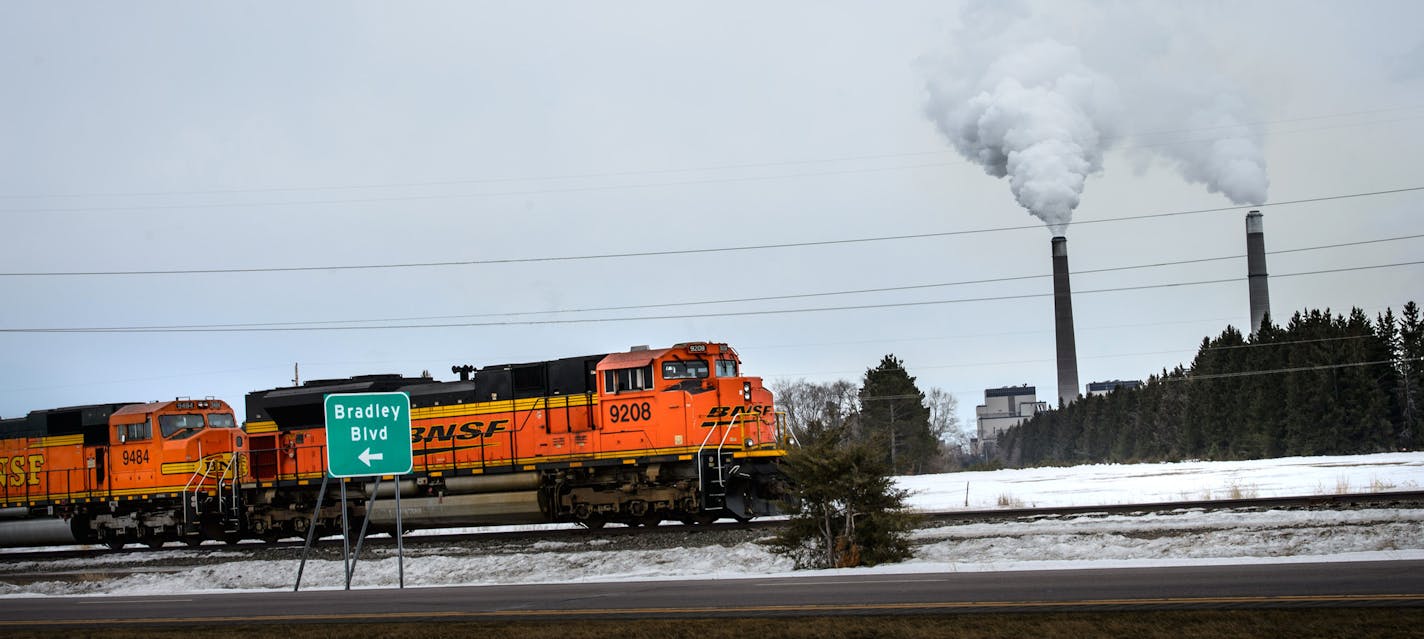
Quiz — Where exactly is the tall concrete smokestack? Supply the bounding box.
[1246,210,1271,334]
[1051,236,1080,407]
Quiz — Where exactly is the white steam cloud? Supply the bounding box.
[1149,93,1269,206]
[923,39,1120,235]
[921,3,1269,234]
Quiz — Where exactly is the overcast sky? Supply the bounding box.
[2,1,1422,432]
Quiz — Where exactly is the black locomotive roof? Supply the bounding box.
[243,353,608,425]
[0,402,136,443]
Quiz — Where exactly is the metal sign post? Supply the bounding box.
[318,392,414,589]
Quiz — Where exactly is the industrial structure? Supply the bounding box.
[1051,236,1080,406]
[1246,210,1271,335]
[1086,379,1144,397]
[974,385,1048,457]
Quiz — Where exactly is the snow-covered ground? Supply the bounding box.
[1,452,1421,597]
[899,452,1424,510]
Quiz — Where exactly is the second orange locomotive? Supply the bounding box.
[240,341,790,538]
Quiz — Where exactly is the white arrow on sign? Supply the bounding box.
[358,448,385,467]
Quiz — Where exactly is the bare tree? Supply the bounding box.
[925,387,966,452]
[771,378,860,442]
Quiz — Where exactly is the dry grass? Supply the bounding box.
[1226,481,1260,500]
[995,493,1025,508]
[6,610,1424,639]
[1371,477,1399,493]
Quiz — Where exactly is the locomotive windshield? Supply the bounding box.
[715,359,738,377]
[160,413,206,439]
[208,413,237,428]
[661,360,709,380]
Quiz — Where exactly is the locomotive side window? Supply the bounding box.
[715,359,738,377]
[118,419,151,442]
[603,365,653,393]
[160,413,206,439]
[208,413,237,428]
[661,360,709,380]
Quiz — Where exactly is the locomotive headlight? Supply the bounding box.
[744,437,755,448]
[742,381,751,401]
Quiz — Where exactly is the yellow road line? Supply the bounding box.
[5,594,1423,626]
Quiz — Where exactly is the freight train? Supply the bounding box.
[0,342,792,549]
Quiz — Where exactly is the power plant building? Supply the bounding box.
[1086,379,1143,396]
[974,386,1048,457]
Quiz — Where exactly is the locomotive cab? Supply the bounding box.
[93,398,246,547]
[598,342,779,450]
[595,342,786,520]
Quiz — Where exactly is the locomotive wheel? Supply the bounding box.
[183,538,203,547]
[106,541,126,551]
[145,539,166,550]
[582,517,606,530]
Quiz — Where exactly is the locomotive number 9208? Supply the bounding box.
[608,402,652,423]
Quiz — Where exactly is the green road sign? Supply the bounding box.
[324,392,413,478]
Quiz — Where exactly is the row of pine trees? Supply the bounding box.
[998,302,1423,466]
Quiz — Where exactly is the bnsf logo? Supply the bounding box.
[0,455,44,487]
[699,405,770,428]
[410,420,509,444]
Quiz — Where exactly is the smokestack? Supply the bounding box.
[1246,210,1271,334]
[1051,236,1080,407]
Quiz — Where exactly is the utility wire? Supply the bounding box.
[17,232,1418,332]
[4,187,1422,278]
[6,259,1421,334]
[1161,357,1421,382]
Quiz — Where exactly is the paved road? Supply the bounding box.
[2,560,1421,627]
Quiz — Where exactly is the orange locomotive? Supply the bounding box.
[240,341,791,538]
[0,399,244,549]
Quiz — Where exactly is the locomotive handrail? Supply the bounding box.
[774,410,800,448]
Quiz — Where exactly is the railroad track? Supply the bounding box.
[920,489,1424,524]
[3,489,1421,565]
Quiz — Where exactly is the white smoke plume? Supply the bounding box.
[924,39,1120,235]
[921,2,1270,231]
[1145,93,1269,206]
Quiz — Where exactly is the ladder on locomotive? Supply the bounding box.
[181,452,242,535]
[695,414,751,512]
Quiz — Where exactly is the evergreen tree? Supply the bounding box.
[1398,302,1423,448]
[767,420,916,569]
[996,302,1417,466]
[857,355,934,475]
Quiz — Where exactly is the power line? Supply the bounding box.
[16,232,1419,332]
[770,335,1395,378]
[6,259,1421,334]
[4,186,1422,278]
[1160,358,1420,382]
